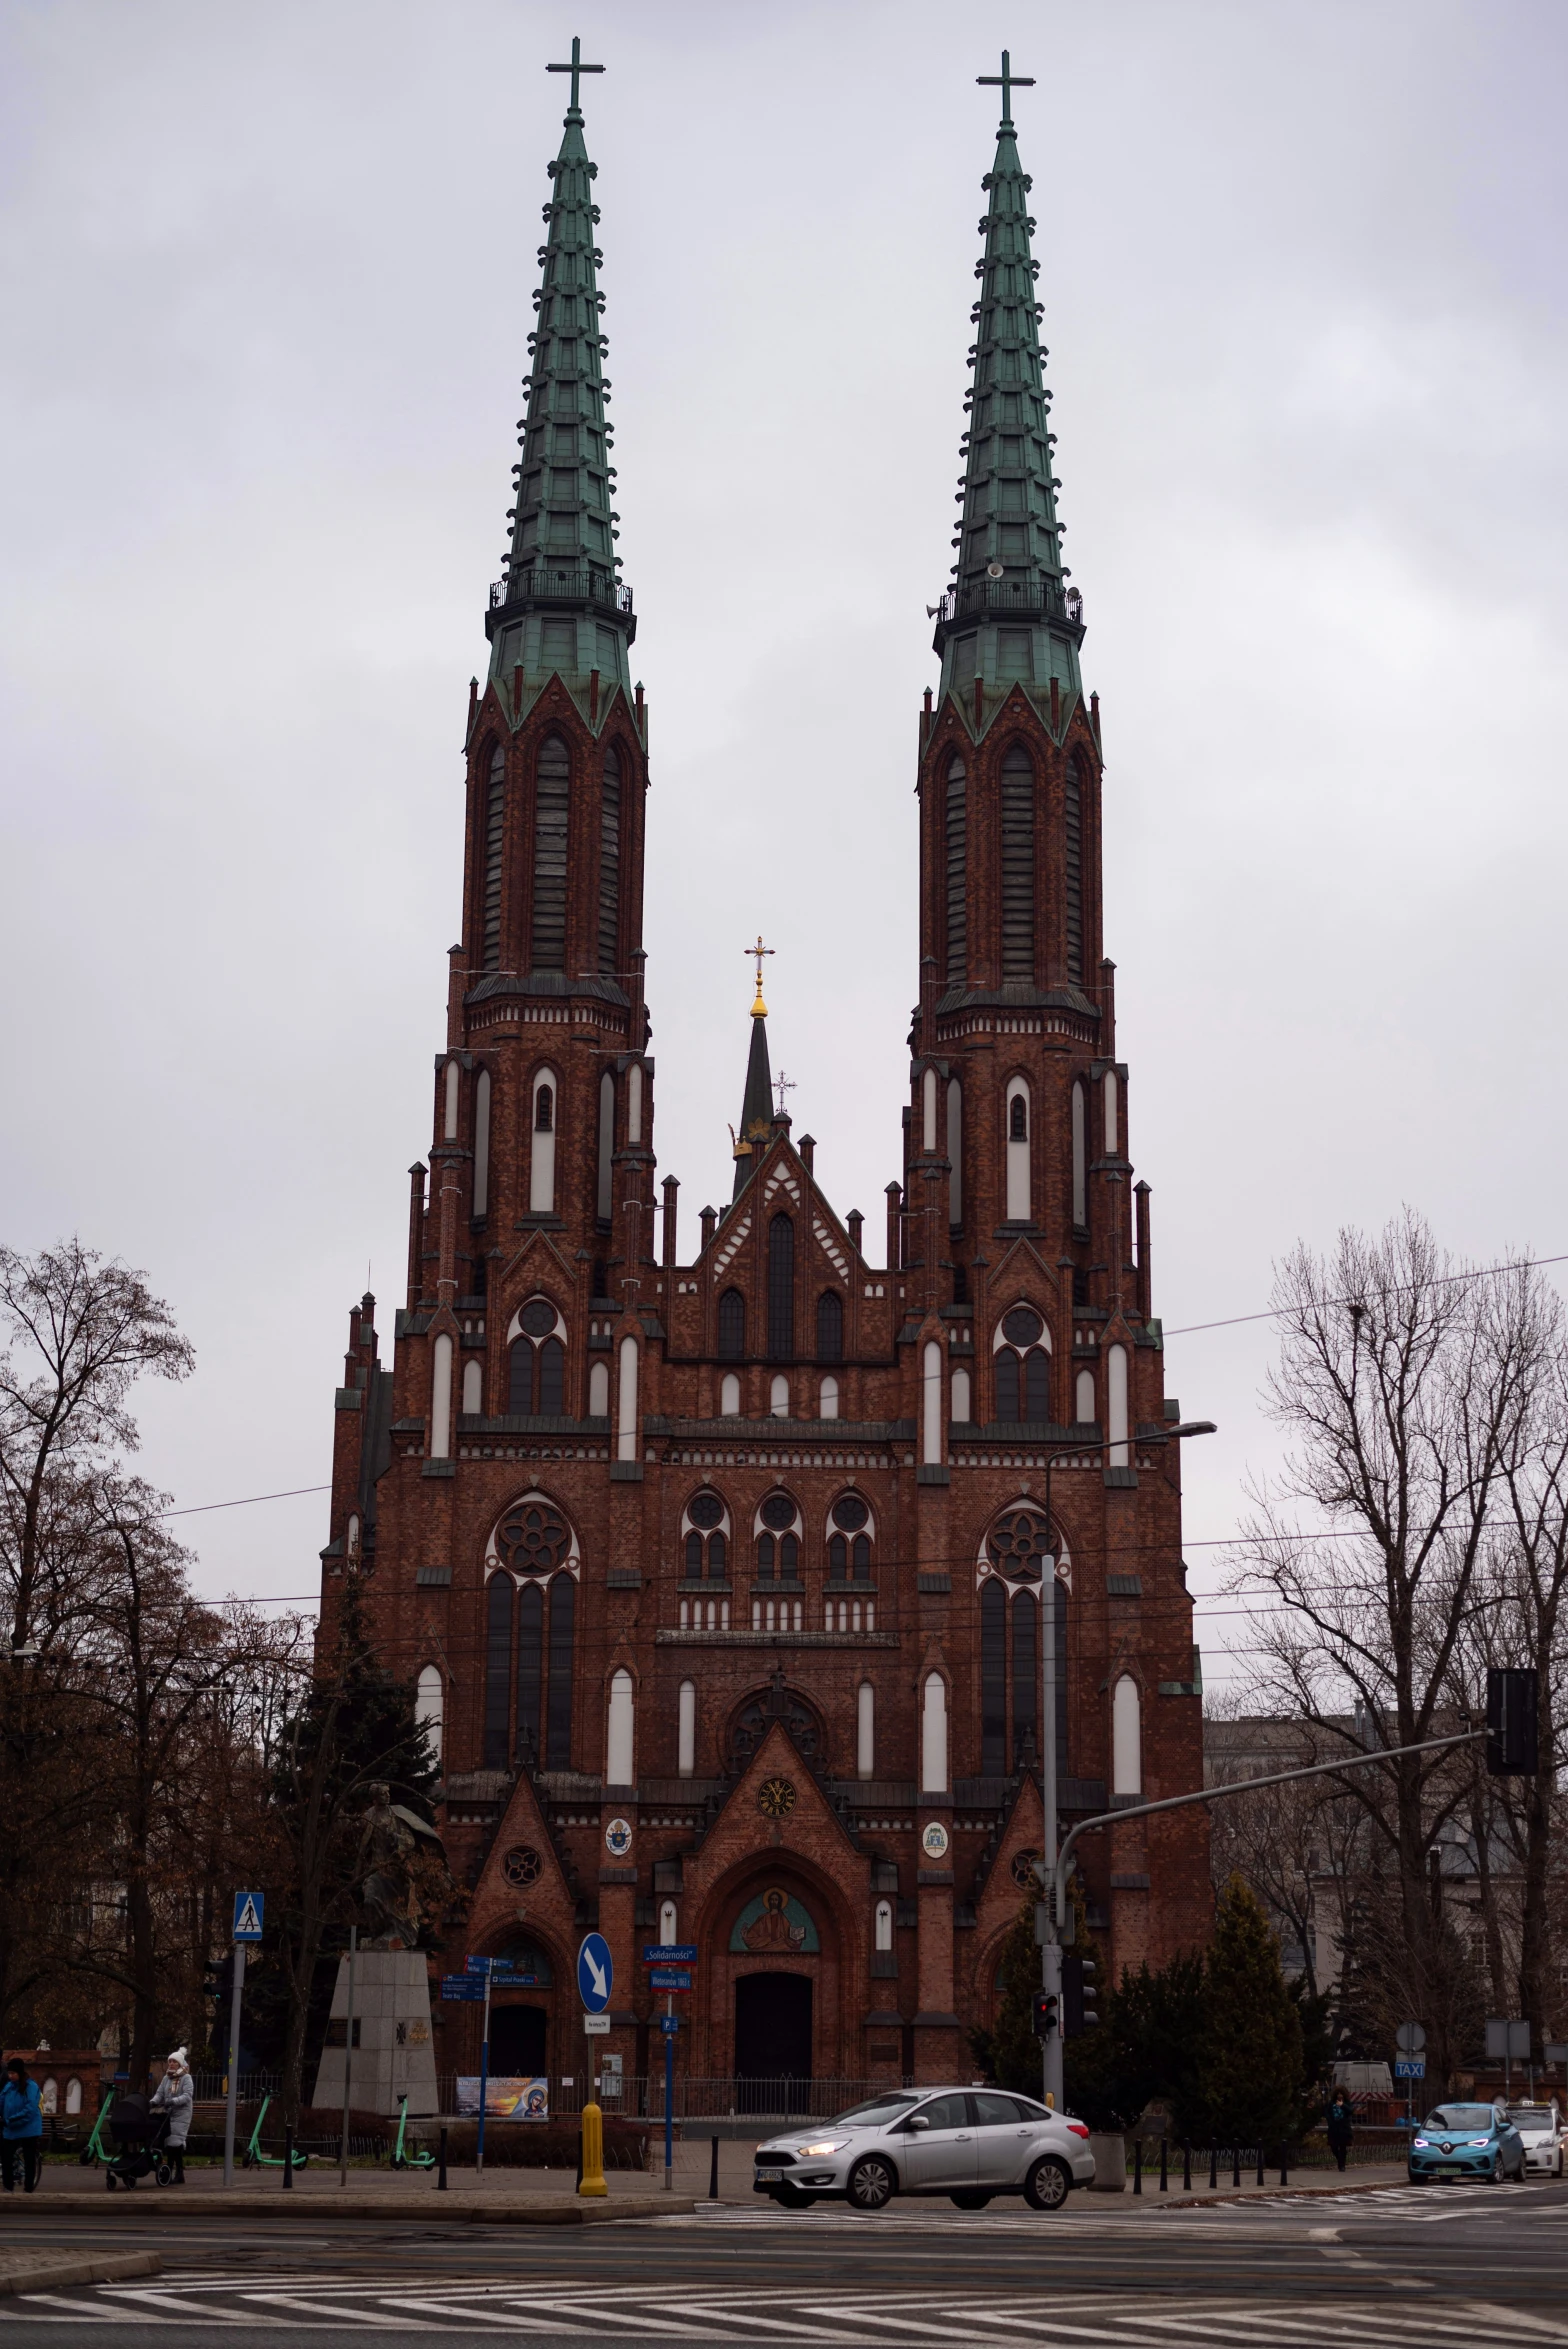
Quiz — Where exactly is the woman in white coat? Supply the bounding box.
[150,2048,193,2183]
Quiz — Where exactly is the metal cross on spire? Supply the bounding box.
[773,1070,797,1117]
[977,48,1034,127]
[547,35,604,114]
[745,935,775,1017]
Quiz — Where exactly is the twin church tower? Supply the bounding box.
[320,48,1209,2092]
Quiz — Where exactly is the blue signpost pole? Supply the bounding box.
[663,1998,674,2191]
[477,1964,492,2178]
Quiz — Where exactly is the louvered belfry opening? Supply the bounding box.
[767,1215,795,1359]
[598,744,621,972]
[1000,744,1035,978]
[1065,753,1084,982]
[531,734,570,971]
[945,754,967,984]
[482,746,506,971]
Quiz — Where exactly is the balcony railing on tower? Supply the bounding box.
[930,573,1083,629]
[489,569,634,617]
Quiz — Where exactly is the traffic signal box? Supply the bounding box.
[1487,1667,1539,1776]
[1031,1991,1059,2041]
[1063,1953,1098,2038]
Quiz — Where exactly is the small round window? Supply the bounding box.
[688,1491,724,1530]
[832,1495,869,1532]
[760,1493,797,1532]
[520,1298,557,1338]
[1002,1305,1043,1347]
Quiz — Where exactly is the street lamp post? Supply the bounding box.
[1037,1417,1215,2108]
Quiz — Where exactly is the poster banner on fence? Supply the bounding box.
[455,2075,549,2121]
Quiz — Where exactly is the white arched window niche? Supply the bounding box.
[1005,1077,1031,1223]
[819,1374,839,1421]
[472,1067,491,1217]
[720,1371,742,1417]
[920,1671,948,1794]
[627,1061,644,1146]
[947,1076,963,1225]
[65,2077,83,2115]
[770,1373,790,1418]
[677,1679,697,1778]
[1107,1342,1130,1468]
[922,1065,939,1153]
[1112,1673,1142,1796]
[462,1358,483,1416]
[345,1512,360,1561]
[857,1679,875,1779]
[443,1057,460,1141]
[951,1365,972,1423]
[616,1335,639,1462]
[874,1898,893,1953]
[589,1360,610,1418]
[430,1332,454,1459]
[1075,1367,1096,1425]
[416,1663,444,1766]
[1104,1066,1120,1156]
[529,1067,558,1214]
[921,1340,943,1464]
[606,1667,635,1787]
[659,1897,678,1944]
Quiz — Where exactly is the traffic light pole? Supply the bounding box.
[1038,1420,1215,2111]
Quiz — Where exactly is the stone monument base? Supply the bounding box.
[310,1948,438,2117]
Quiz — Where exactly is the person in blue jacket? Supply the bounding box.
[2,2057,43,2193]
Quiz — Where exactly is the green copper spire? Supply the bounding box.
[484,39,635,715]
[932,52,1083,732]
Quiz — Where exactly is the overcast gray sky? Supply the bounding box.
[2,0,1565,1692]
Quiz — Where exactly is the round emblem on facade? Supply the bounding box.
[503,1844,542,1888]
[604,1816,634,1858]
[1010,1848,1040,1890]
[757,1776,797,1820]
[921,1820,951,1861]
[496,1499,572,1577]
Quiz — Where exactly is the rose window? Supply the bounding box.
[503,1845,542,1888]
[496,1500,572,1576]
[987,1506,1053,1581]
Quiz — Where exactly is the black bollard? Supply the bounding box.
[437,2126,448,2192]
[283,2125,294,2189]
[1208,2146,1217,2190]
[1256,2147,1264,2187]
[1280,2149,1289,2187]
[1159,2137,1168,2194]
[1231,2147,1240,2188]
[709,2135,720,2200]
[1132,2138,1142,2195]
[1182,2141,1191,2192]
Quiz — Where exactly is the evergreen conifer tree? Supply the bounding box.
[969,1897,1041,2095]
[1189,1873,1304,2149]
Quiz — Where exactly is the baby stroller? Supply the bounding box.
[103,2093,173,2190]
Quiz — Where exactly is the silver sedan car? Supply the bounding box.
[753,2086,1096,2212]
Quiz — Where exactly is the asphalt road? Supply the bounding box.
[3,2177,1567,2344]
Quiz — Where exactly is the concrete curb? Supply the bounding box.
[0,2253,162,2295]
[1151,2178,1413,2210]
[6,2194,696,2224]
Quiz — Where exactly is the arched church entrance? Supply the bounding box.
[489,2004,547,2077]
[734,1974,812,2109]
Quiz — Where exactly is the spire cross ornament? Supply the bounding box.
[547,35,604,113]
[977,48,1034,127]
[773,1070,797,1117]
[745,935,775,1017]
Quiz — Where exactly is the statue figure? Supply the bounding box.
[356,1782,442,1948]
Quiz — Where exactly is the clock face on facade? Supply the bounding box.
[757,1776,797,1820]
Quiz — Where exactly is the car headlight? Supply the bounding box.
[796,2140,848,2157]
[1412,2137,1429,2148]
[1467,2138,1490,2147]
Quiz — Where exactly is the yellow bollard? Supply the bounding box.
[578,2100,608,2198]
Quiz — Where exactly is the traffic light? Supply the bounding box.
[1063,1953,1098,2038]
[1031,1990,1060,2040]
[1487,1667,1538,1775]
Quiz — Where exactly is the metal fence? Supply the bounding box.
[425,2075,888,2123]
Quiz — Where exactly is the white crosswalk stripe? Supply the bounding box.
[6,2279,1566,2343]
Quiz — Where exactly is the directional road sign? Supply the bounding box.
[232,1891,265,1942]
[441,1976,486,2002]
[577,1931,613,2013]
[642,1944,698,1963]
[1393,2059,1426,2080]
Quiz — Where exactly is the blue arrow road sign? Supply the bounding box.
[441,1976,486,2002]
[577,1932,613,2013]
[232,1891,264,1942]
[649,1968,692,1992]
[1394,2059,1426,2079]
[642,1944,698,1963]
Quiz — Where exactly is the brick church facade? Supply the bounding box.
[319,58,1211,2094]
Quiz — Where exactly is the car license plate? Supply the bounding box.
[757,2168,783,2182]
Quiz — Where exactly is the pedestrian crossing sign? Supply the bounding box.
[233,1890,265,1942]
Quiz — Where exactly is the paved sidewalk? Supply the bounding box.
[0,2249,161,2292]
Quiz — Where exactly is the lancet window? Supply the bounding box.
[508,1297,567,1416]
[994,1303,1051,1423]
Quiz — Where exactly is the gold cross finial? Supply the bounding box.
[745,934,775,1016]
